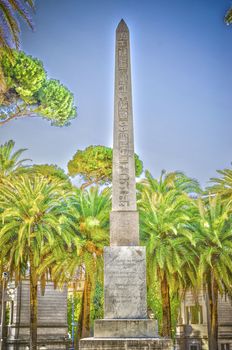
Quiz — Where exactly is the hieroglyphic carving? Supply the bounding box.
[117,33,130,207]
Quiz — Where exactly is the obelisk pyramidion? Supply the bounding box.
[80,20,172,350]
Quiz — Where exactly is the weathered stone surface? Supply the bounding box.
[94,319,158,338]
[80,338,173,350]
[104,246,147,319]
[112,19,137,214]
[110,211,139,246]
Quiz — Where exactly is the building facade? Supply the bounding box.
[2,280,69,350]
[176,290,232,350]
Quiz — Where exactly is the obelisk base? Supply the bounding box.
[80,337,173,350]
[104,246,147,319]
[94,319,158,338]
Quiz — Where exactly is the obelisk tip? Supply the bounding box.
[116,19,129,32]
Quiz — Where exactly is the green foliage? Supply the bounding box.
[0,174,75,282]
[44,186,111,338]
[68,146,112,186]
[147,277,162,325]
[0,139,30,179]
[73,187,111,280]
[29,164,71,185]
[207,164,232,207]
[0,50,77,126]
[147,272,180,336]
[0,140,71,187]
[1,138,232,341]
[138,170,201,336]
[170,294,180,336]
[0,0,34,51]
[67,294,82,337]
[0,171,75,350]
[45,186,111,285]
[91,281,104,323]
[2,50,46,102]
[225,7,232,24]
[192,196,232,294]
[36,79,77,126]
[135,153,143,177]
[189,195,232,348]
[68,145,143,188]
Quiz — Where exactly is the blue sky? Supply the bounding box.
[1,0,232,186]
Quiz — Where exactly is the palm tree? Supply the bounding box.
[75,187,110,339]
[0,139,29,179]
[208,165,232,207]
[0,0,34,49]
[0,139,30,347]
[138,170,201,337]
[47,187,111,340]
[192,196,232,350]
[0,174,75,350]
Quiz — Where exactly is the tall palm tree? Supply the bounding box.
[0,139,29,347]
[191,196,232,350]
[138,170,201,337]
[47,187,111,340]
[208,165,232,207]
[0,174,75,350]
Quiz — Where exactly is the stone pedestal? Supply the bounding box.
[104,246,146,319]
[79,246,173,349]
[94,319,158,338]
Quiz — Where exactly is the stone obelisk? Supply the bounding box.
[110,19,139,247]
[103,19,147,322]
[80,20,172,350]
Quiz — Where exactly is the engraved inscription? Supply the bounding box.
[117,33,130,207]
[104,247,147,318]
[118,32,129,40]
[106,260,141,305]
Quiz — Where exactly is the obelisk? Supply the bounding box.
[103,19,147,321]
[80,20,172,350]
[110,19,139,247]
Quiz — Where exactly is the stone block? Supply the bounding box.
[104,246,147,319]
[80,337,173,350]
[94,319,158,338]
[110,211,139,246]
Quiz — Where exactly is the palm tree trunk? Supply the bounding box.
[207,275,218,350]
[76,290,84,349]
[160,272,172,337]
[81,275,92,338]
[29,255,38,350]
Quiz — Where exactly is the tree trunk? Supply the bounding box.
[29,255,38,350]
[207,275,218,350]
[76,290,84,349]
[80,276,92,339]
[160,273,172,337]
